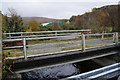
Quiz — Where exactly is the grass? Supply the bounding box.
[7,53,23,57]
[3,49,21,53]
[6,52,30,57]
[3,49,30,57]
[0,73,2,76]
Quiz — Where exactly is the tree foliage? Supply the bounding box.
[28,19,40,31]
[69,5,120,33]
[2,8,29,33]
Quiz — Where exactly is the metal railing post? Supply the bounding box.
[21,33,23,38]
[23,38,27,60]
[115,32,119,46]
[9,34,11,39]
[55,31,57,37]
[82,34,85,52]
[102,33,104,39]
[113,33,115,42]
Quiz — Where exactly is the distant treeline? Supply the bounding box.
[69,5,120,33]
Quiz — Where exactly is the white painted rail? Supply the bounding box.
[3,29,91,39]
[2,32,119,60]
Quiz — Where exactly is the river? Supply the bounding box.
[21,60,103,80]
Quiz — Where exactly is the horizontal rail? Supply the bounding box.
[3,35,81,42]
[3,33,115,42]
[7,33,82,39]
[3,38,22,42]
[3,46,23,49]
[86,33,115,36]
[3,29,91,35]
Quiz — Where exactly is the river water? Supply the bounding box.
[21,60,103,80]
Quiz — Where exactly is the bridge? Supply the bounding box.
[2,30,120,79]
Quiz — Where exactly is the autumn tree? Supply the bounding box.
[28,19,40,31]
[7,8,26,32]
[69,5,120,32]
[2,8,28,33]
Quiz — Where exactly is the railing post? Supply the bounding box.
[21,33,23,38]
[102,33,104,39]
[9,34,11,39]
[113,33,115,42]
[55,31,57,37]
[115,32,119,46]
[23,38,27,60]
[82,34,85,52]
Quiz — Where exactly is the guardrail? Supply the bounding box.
[3,29,91,39]
[2,32,119,60]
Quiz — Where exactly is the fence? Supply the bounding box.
[2,32,119,60]
[3,29,91,39]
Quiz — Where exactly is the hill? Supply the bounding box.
[22,17,61,23]
[69,5,120,32]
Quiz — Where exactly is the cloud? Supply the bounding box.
[2,0,119,2]
[1,1,119,19]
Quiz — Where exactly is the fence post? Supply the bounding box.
[82,34,85,52]
[23,38,27,60]
[9,34,11,39]
[55,31,57,37]
[21,33,23,38]
[115,32,119,46]
[102,33,104,39]
[113,33,115,42]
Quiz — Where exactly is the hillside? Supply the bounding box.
[69,5,120,32]
[22,17,61,23]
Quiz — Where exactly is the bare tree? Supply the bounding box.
[7,8,18,17]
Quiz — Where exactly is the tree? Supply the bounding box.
[2,8,26,33]
[28,19,40,31]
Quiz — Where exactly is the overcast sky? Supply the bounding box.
[0,0,119,19]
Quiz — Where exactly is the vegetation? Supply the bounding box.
[1,5,120,80]
[28,19,40,31]
[1,5,120,33]
[2,8,30,33]
[69,5,120,33]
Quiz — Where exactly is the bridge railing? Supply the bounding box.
[3,29,91,39]
[2,32,119,60]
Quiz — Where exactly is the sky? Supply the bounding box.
[0,0,119,19]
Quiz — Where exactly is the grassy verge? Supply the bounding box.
[6,52,30,57]
[29,37,112,45]
[3,49,21,53]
